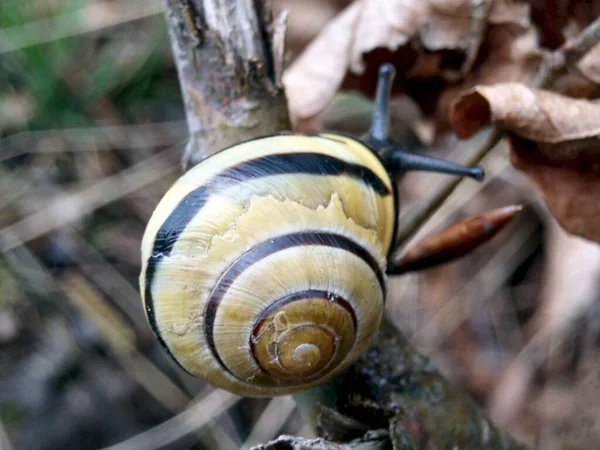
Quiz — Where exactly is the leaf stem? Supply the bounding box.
[534,15,600,88]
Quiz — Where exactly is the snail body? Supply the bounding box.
[140,64,484,397]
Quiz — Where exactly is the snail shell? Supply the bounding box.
[140,133,396,396]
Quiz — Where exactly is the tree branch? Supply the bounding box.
[287,318,528,450]
[533,15,600,88]
[163,0,290,170]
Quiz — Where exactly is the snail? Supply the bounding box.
[139,64,484,397]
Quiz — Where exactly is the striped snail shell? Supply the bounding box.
[140,133,396,396]
[139,64,484,397]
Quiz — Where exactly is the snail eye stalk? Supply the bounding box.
[366,63,484,182]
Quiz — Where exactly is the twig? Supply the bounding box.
[250,433,389,450]
[98,389,240,450]
[162,0,290,169]
[0,121,187,161]
[393,128,502,251]
[0,228,192,414]
[60,271,192,413]
[0,146,179,253]
[292,318,529,450]
[534,16,600,88]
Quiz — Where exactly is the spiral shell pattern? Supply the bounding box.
[140,134,396,396]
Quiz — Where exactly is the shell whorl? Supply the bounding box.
[140,134,396,396]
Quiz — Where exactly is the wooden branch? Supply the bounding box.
[534,15,600,88]
[285,318,529,450]
[163,0,290,170]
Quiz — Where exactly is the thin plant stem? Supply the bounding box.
[393,128,502,252]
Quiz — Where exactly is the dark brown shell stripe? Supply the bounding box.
[204,232,383,381]
[143,150,392,372]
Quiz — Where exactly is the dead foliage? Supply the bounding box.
[451,84,600,242]
[391,204,522,274]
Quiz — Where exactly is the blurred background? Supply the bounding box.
[1,1,600,449]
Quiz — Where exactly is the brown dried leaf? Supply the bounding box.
[509,144,600,242]
[433,24,541,131]
[415,0,529,80]
[390,204,522,274]
[273,0,341,58]
[283,0,531,127]
[282,1,361,127]
[450,83,600,141]
[450,84,600,242]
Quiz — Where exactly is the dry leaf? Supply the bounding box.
[509,145,600,242]
[390,204,522,273]
[434,24,541,131]
[283,0,531,128]
[450,83,600,141]
[273,0,341,57]
[450,83,600,241]
[283,0,422,127]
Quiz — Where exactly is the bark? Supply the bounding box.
[287,318,529,450]
[163,0,291,170]
[162,1,529,449]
